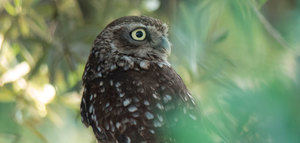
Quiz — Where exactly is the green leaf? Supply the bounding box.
[14,0,22,7]
[4,2,16,16]
[18,16,29,36]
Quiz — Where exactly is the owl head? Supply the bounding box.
[95,16,171,61]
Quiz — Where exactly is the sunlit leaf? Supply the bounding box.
[0,85,15,102]
[4,2,16,16]
[14,0,22,7]
[18,16,29,36]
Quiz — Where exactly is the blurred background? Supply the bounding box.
[0,0,299,142]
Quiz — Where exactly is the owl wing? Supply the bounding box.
[80,63,201,143]
[143,64,201,142]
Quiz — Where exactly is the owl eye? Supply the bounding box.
[130,28,146,41]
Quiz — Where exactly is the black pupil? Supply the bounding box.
[135,31,143,38]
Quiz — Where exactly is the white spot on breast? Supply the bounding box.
[187,92,193,98]
[105,122,109,130]
[115,82,121,87]
[110,80,113,86]
[122,55,131,61]
[91,114,96,121]
[152,94,160,100]
[139,60,150,69]
[128,105,138,112]
[96,72,102,77]
[116,122,121,129]
[119,93,125,98]
[89,95,93,101]
[116,87,121,92]
[89,105,93,113]
[97,66,101,71]
[157,114,163,122]
[156,103,164,110]
[86,65,90,70]
[137,81,142,86]
[123,98,131,107]
[163,94,172,103]
[145,111,154,120]
[150,87,155,91]
[97,127,102,132]
[110,121,115,132]
[122,56,134,65]
[130,118,137,125]
[157,62,171,68]
[165,62,171,67]
[183,96,188,101]
[110,64,117,71]
[187,92,196,105]
[110,43,117,52]
[143,100,150,106]
[100,87,105,93]
[138,88,145,93]
[157,62,164,68]
[191,99,196,105]
[126,136,131,143]
[95,51,99,57]
[122,118,129,124]
[99,81,103,86]
[153,120,162,127]
[124,65,130,71]
[117,62,125,67]
[95,119,99,126]
[149,129,155,134]
[105,102,110,108]
[139,126,145,131]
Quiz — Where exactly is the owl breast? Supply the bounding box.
[80,55,198,143]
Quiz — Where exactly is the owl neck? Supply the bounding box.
[82,48,171,84]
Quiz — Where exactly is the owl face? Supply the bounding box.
[100,16,171,61]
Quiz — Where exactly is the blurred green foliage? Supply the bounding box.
[0,0,299,143]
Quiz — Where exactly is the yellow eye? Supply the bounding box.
[131,28,146,41]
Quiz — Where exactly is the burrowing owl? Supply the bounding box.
[81,16,200,143]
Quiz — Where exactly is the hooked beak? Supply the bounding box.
[154,37,171,55]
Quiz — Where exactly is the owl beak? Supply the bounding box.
[155,37,171,55]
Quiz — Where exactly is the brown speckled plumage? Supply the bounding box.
[81,16,199,143]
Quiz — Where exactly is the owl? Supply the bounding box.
[81,16,200,143]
